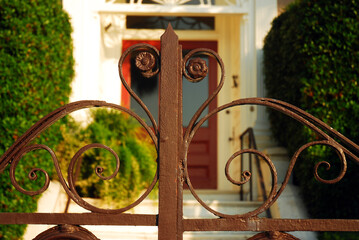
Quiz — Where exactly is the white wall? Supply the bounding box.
[253,0,277,148]
[63,0,102,102]
[63,0,116,123]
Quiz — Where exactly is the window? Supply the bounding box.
[126,16,215,30]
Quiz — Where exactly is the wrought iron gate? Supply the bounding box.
[1,25,359,239]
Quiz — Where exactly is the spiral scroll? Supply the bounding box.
[0,43,163,213]
[182,48,225,141]
[9,144,52,196]
[181,48,359,218]
[183,96,359,218]
[118,43,160,134]
[1,101,159,214]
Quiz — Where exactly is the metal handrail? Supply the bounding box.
[239,127,272,218]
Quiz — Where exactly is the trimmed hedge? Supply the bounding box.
[67,109,157,208]
[263,0,359,239]
[0,0,74,238]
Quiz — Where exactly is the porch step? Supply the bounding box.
[263,147,291,184]
[83,198,261,239]
[82,226,256,240]
[81,226,256,240]
[182,190,262,218]
[85,191,262,239]
[24,183,263,239]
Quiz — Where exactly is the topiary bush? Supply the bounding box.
[0,0,74,238]
[263,0,359,239]
[67,109,157,208]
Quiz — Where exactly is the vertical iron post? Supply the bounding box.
[158,25,183,240]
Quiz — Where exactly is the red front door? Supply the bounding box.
[122,40,217,189]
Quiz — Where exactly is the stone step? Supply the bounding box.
[183,199,262,218]
[263,147,291,184]
[82,226,257,240]
[24,183,265,239]
[183,190,241,201]
[81,193,263,239]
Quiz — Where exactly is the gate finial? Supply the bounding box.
[161,23,178,44]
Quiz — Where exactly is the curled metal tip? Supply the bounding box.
[186,57,208,81]
[136,52,155,71]
[135,51,159,78]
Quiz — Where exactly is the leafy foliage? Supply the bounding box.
[264,0,359,239]
[0,0,74,238]
[68,109,157,208]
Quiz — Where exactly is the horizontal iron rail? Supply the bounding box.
[183,218,359,232]
[2,212,359,233]
[0,213,157,226]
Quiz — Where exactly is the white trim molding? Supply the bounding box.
[95,0,250,14]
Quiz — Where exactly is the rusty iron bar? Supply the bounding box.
[0,213,157,226]
[158,24,183,240]
[239,127,272,218]
[2,212,359,233]
[183,218,359,232]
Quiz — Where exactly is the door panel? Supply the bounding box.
[122,40,217,189]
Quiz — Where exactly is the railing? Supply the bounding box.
[239,127,272,218]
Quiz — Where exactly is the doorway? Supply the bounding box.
[122,40,218,189]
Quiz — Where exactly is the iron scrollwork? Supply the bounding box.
[180,47,359,219]
[3,41,358,217]
[0,43,161,214]
[1,26,359,239]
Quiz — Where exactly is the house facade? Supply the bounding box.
[62,0,292,192]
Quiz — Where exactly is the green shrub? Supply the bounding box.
[263,0,359,239]
[0,0,73,238]
[69,109,157,208]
